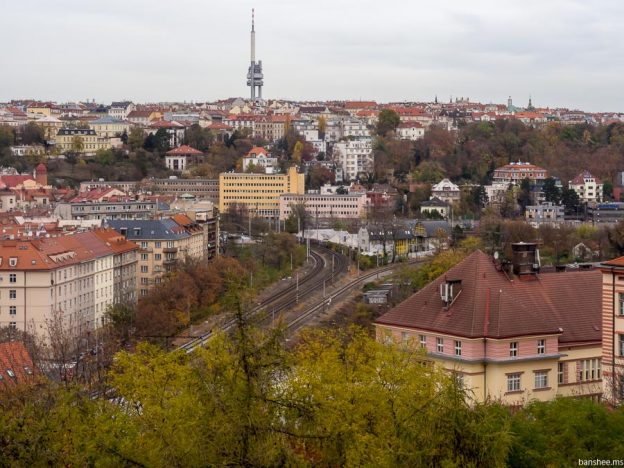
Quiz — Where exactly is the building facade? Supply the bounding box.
[569,170,603,204]
[333,137,373,181]
[108,217,207,297]
[375,245,603,405]
[278,192,367,221]
[493,162,548,184]
[219,166,304,220]
[0,231,138,336]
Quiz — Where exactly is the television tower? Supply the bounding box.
[246,8,264,102]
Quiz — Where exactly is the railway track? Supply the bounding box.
[285,259,422,333]
[178,245,349,352]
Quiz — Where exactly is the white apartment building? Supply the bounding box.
[341,119,369,138]
[333,137,374,181]
[569,170,603,203]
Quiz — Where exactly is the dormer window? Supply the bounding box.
[9,257,17,267]
[440,279,462,306]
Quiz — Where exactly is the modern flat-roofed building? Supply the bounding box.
[219,166,304,220]
[279,192,367,221]
[54,199,162,220]
[375,244,602,405]
[143,178,219,204]
[525,202,565,226]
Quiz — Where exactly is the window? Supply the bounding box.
[141,254,148,261]
[454,340,462,356]
[141,278,149,285]
[620,334,624,357]
[155,241,162,248]
[534,371,549,389]
[8,322,16,330]
[537,339,545,355]
[9,306,16,315]
[618,293,624,315]
[140,266,148,273]
[155,254,162,261]
[436,337,444,353]
[9,274,16,283]
[579,359,601,381]
[507,373,521,392]
[401,331,408,345]
[419,335,426,349]
[510,341,518,357]
[558,362,565,384]
[9,290,16,299]
[140,242,147,249]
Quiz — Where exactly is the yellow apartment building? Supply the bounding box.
[219,166,304,219]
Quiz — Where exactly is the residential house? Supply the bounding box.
[431,179,461,204]
[242,147,278,173]
[165,145,204,172]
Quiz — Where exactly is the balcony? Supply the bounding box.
[163,247,178,253]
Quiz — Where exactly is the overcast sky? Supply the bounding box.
[1,0,623,111]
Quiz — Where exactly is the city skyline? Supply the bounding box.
[1,0,623,112]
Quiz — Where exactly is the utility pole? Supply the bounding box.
[296,272,299,303]
[290,252,293,271]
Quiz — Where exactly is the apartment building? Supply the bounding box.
[219,166,304,220]
[333,137,373,181]
[569,170,603,203]
[94,229,139,306]
[375,244,603,405]
[279,192,367,221]
[89,115,130,139]
[55,128,111,153]
[525,202,565,226]
[54,199,160,220]
[0,231,138,336]
[107,217,207,297]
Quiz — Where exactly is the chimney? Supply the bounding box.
[511,242,540,276]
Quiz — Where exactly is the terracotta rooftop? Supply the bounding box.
[570,170,602,185]
[375,250,601,345]
[166,145,203,156]
[0,341,38,389]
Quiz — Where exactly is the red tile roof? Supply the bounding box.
[375,250,601,344]
[570,170,602,185]
[166,145,203,156]
[0,341,38,389]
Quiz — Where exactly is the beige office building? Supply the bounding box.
[219,166,304,219]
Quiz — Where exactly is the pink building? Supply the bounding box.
[279,193,367,222]
[599,257,624,405]
[375,244,602,405]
